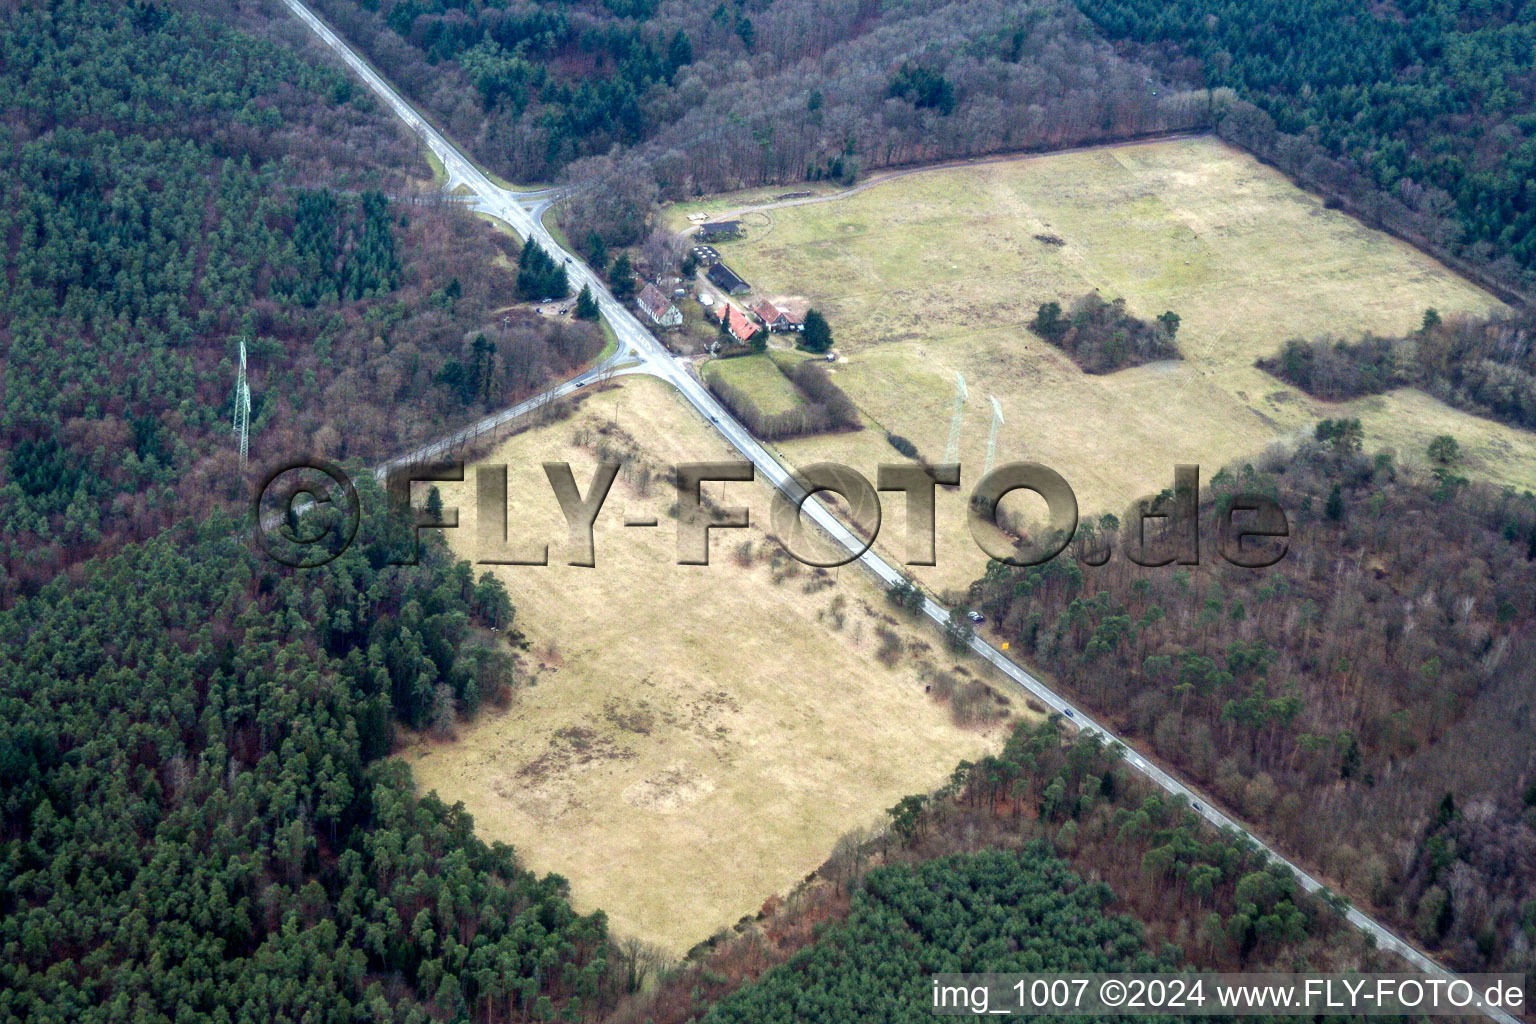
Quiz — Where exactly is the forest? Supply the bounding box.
[0,478,632,1024]
[964,434,1536,980]
[1031,293,1181,373]
[0,0,600,601]
[1258,310,1536,432]
[1075,0,1536,294]
[0,4,620,1019]
[701,845,1179,1024]
[305,0,1210,255]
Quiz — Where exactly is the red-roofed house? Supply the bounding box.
[714,302,761,343]
[750,299,801,332]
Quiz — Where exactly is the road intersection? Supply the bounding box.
[278,4,1518,1017]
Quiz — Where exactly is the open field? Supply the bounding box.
[399,376,1013,954]
[671,137,1535,595]
[702,354,807,417]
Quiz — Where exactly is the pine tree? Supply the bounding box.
[574,284,599,321]
[801,309,833,353]
[609,253,635,299]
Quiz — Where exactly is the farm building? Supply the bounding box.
[714,303,761,344]
[707,262,750,295]
[750,299,801,332]
[636,282,683,329]
[697,220,741,241]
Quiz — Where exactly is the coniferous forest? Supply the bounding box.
[702,845,1177,1024]
[0,486,619,1024]
[0,4,614,1020]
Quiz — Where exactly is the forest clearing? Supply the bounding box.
[676,136,1533,596]
[399,376,1017,954]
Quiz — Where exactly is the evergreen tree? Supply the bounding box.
[801,309,833,353]
[517,239,568,300]
[586,231,609,275]
[666,30,694,81]
[609,253,636,299]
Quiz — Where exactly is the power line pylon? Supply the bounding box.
[233,338,251,469]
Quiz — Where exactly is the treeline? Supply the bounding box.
[1259,311,1536,432]
[704,359,860,440]
[964,438,1536,977]
[1075,0,1536,295]
[1032,293,1181,373]
[0,479,632,1023]
[307,0,1210,251]
[615,717,1385,1024]
[0,0,598,599]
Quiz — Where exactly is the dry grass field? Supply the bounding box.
[675,137,1536,595]
[399,376,1013,955]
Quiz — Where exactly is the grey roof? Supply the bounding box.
[706,262,748,293]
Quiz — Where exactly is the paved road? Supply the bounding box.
[279,4,1520,1019]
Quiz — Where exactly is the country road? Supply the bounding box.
[277,4,1520,1019]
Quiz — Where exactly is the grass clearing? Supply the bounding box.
[399,376,1013,955]
[702,354,808,418]
[596,317,619,361]
[541,206,574,254]
[683,137,1532,594]
[422,146,447,188]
